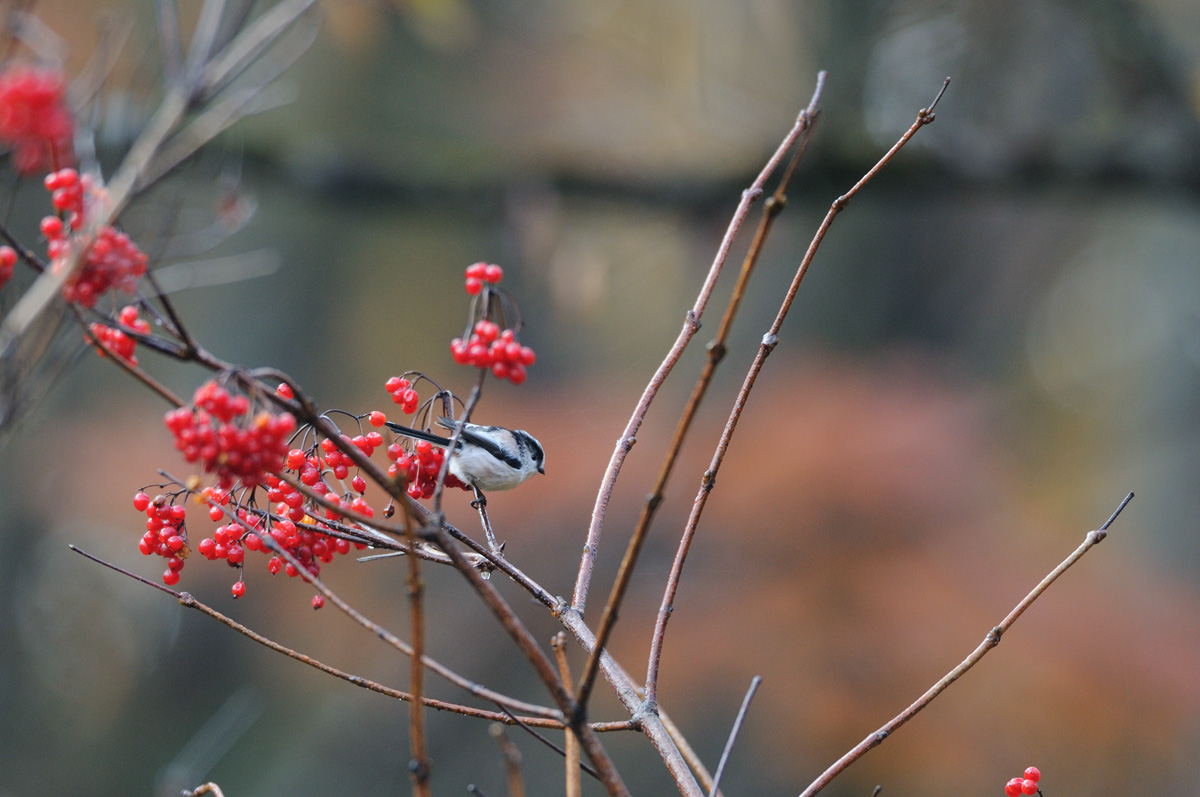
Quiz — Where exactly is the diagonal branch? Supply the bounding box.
[708,676,762,797]
[797,492,1133,796]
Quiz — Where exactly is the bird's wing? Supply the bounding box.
[437,417,523,469]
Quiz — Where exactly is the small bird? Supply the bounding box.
[384,417,545,500]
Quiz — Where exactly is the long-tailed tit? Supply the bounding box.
[385,417,545,495]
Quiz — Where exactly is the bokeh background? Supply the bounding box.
[3,1,1200,795]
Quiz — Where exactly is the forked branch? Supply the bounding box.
[645,79,950,707]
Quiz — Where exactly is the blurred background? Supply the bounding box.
[2,0,1200,795]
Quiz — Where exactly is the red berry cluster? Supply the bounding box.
[386,437,466,498]
[42,169,148,307]
[385,376,420,414]
[463,261,504,295]
[164,381,296,489]
[451,321,536,384]
[89,305,150,365]
[0,245,15,290]
[1004,767,1042,796]
[134,492,190,586]
[450,262,537,384]
[0,65,73,174]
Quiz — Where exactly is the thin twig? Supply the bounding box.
[494,704,601,782]
[570,71,830,613]
[553,633,582,797]
[424,528,630,796]
[67,545,573,727]
[195,495,560,719]
[575,78,825,716]
[403,484,431,794]
[488,724,527,797]
[557,609,705,797]
[75,309,185,407]
[708,676,762,797]
[797,491,1133,797]
[645,79,949,708]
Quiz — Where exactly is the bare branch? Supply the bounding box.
[645,79,949,707]
[68,544,575,727]
[797,491,1133,796]
[708,676,762,797]
[570,72,829,613]
[553,634,582,797]
[575,77,825,716]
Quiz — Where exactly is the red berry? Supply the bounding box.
[1005,778,1024,797]
[312,594,325,610]
[39,216,62,239]
[267,556,283,575]
[133,492,151,511]
[465,262,487,280]
[1023,768,1040,783]
[231,581,246,599]
[483,264,503,283]
[367,410,386,427]
[508,363,527,385]
[351,474,367,493]
[162,569,181,586]
[276,382,294,399]
[465,277,483,295]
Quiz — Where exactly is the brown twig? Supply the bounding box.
[575,79,826,717]
[644,79,949,708]
[195,495,558,719]
[182,783,225,797]
[402,484,431,793]
[557,610,704,797]
[552,633,582,797]
[570,71,830,613]
[797,491,1133,796]
[424,528,630,796]
[488,724,527,797]
[494,703,602,782]
[67,544,578,727]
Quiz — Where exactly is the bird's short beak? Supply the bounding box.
[538,465,545,475]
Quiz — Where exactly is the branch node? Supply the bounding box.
[761,333,778,351]
[987,625,1003,646]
